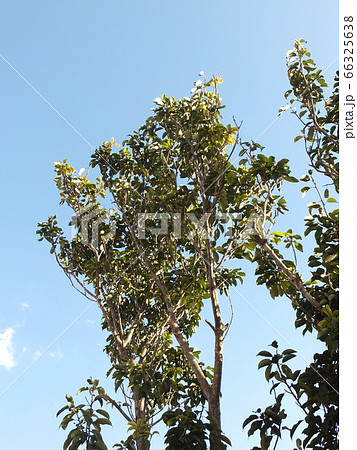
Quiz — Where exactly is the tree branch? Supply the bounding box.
[252,223,322,313]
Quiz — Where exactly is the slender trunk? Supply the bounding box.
[207,298,225,449]
[133,386,149,450]
[209,403,223,450]
[203,224,226,449]
[210,326,224,428]
[136,434,148,450]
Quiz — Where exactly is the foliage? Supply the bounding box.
[56,378,112,450]
[243,39,338,449]
[39,74,255,449]
[38,39,338,449]
[163,407,209,450]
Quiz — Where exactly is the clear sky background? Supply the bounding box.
[0,1,338,449]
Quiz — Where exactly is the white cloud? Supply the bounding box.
[0,328,16,370]
[20,302,29,310]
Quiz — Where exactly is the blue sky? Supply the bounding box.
[0,1,338,449]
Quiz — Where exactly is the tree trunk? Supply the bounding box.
[207,326,225,450]
[204,224,226,449]
[133,387,150,450]
[208,404,223,450]
[136,436,149,450]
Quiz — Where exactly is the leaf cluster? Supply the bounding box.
[57,378,112,450]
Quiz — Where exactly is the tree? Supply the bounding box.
[37,39,338,449]
[242,39,338,449]
[38,73,247,449]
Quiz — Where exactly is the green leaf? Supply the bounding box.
[247,419,262,436]
[282,259,295,268]
[323,253,337,264]
[323,305,333,318]
[60,413,74,430]
[257,350,273,357]
[282,348,296,355]
[290,420,303,438]
[306,126,315,142]
[95,418,112,426]
[284,176,299,183]
[221,435,232,445]
[56,405,68,417]
[300,174,310,182]
[300,186,310,198]
[95,441,108,450]
[96,409,110,419]
[265,365,273,381]
[258,359,272,369]
[307,201,320,209]
[242,414,258,429]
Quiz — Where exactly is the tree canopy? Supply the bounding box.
[38,39,338,450]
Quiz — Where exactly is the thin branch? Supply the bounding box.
[297,53,339,148]
[310,173,329,216]
[252,222,322,313]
